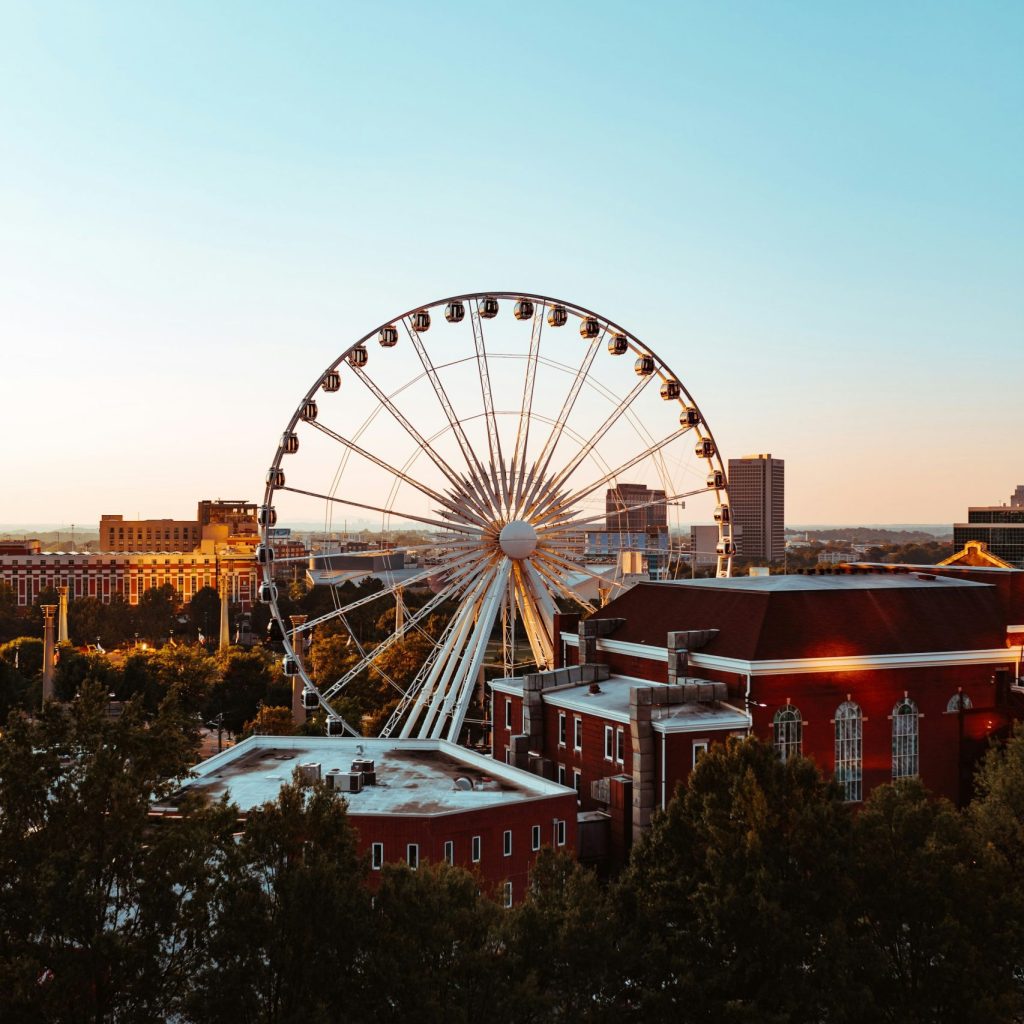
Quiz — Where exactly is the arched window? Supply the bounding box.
[773,705,803,762]
[834,700,863,802]
[946,692,973,713]
[892,697,919,780]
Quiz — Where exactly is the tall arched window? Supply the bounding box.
[773,705,803,762]
[946,692,973,713]
[834,700,863,802]
[892,697,919,780]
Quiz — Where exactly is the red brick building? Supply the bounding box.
[492,569,1024,865]
[168,735,578,906]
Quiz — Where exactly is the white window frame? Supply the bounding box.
[471,835,481,863]
[773,704,803,762]
[692,739,709,768]
[573,768,582,794]
[834,700,864,802]
[615,727,625,764]
[604,725,614,761]
[504,697,512,730]
[503,880,513,908]
[407,843,419,870]
[503,829,512,856]
[558,711,567,747]
[573,716,583,752]
[371,842,383,870]
[443,840,454,865]
[557,764,566,786]
[946,692,973,713]
[891,696,920,780]
[555,819,566,846]
[531,824,541,851]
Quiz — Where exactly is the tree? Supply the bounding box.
[846,779,1018,1023]
[208,648,284,734]
[621,736,855,1023]
[187,586,221,641]
[242,703,296,736]
[362,861,503,1024]
[189,773,370,1024]
[135,584,177,643]
[0,683,234,1023]
[0,582,23,645]
[502,850,620,1023]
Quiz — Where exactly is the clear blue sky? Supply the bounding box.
[1,1,1021,526]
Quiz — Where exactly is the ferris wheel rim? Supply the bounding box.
[259,290,734,737]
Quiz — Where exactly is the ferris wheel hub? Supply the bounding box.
[498,520,538,560]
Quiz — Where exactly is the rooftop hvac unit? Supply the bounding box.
[350,758,376,785]
[298,762,321,785]
[336,772,363,794]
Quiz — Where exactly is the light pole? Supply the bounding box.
[41,604,57,705]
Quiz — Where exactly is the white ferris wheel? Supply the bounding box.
[257,292,733,741]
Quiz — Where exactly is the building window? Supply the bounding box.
[573,717,583,752]
[773,704,803,762]
[557,764,566,786]
[946,692,973,713]
[892,696,919,780]
[834,700,863,802]
[616,727,624,764]
[503,830,512,856]
[604,725,614,761]
[555,819,566,846]
[504,746,511,765]
[531,824,541,851]
[371,842,383,870]
[558,712,566,746]
[692,740,709,768]
[407,844,419,870]
[505,697,512,730]
[443,840,454,864]
[471,835,481,863]
[572,769,582,794]
[503,881,513,909]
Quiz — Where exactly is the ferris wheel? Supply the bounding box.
[257,292,733,741]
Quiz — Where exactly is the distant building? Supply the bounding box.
[953,486,1024,568]
[605,484,667,533]
[727,454,785,562]
[100,500,258,553]
[690,524,742,567]
[585,529,668,558]
[162,735,578,905]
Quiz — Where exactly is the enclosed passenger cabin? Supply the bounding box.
[348,344,368,368]
[326,717,346,736]
[302,689,319,711]
[379,324,399,347]
[322,369,341,392]
[479,295,499,318]
[680,406,700,427]
[707,469,726,489]
[257,504,277,528]
[513,298,534,320]
[660,379,681,400]
[445,300,465,323]
[300,399,318,422]
[280,431,299,455]
[255,544,275,565]
[282,654,301,676]
[695,438,716,459]
[266,467,285,488]
[258,581,278,604]
[580,315,600,339]
[607,333,629,355]
[634,354,656,376]
[411,310,431,332]
[714,504,731,524]
[547,304,568,327]
[716,539,736,556]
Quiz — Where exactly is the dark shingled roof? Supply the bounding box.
[590,574,1007,661]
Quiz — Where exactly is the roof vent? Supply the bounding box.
[454,777,474,791]
[588,681,602,694]
[916,572,936,581]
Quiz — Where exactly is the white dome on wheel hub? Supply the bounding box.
[498,520,538,560]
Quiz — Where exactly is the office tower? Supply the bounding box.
[727,454,785,562]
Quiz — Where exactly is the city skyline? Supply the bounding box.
[1,3,1021,525]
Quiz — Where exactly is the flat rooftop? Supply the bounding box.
[491,674,750,733]
[657,572,987,592]
[174,735,572,816]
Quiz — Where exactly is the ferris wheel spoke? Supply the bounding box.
[519,333,603,515]
[530,556,597,615]
[527,373,655,521]
[277,485,486,536]
[513,561,557,669]
[532,548,629,593]
[532,427,691,527]
[320,555,492,702]
[306,419,490,528]
[469,300,510,513]
[400,569,494,738]
[510,302,544,516]
[348,365,495,523]
[402,317,496,506]
[537,488,699,536]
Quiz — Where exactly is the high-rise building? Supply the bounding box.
[727,454,785,562]
[953,486,1024,568]
[605,483,667,533]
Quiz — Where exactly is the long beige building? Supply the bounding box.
[99,499,258,553]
